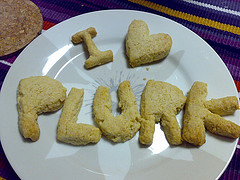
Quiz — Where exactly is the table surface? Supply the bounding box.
[0,0,240,179]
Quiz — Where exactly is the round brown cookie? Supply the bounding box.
[0,0,43,57]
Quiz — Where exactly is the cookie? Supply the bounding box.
[57,88,102,145]
[182,81,240,146]
[126,20,172,67]
[72,27,113,68]
[93,81,141,142]
[17,76,66,141]
[140,80,186,145]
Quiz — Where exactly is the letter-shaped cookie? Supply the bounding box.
[182,81,240,146]
[126,20,172,67]
[17,76,66,141]
[57,88,102,145]
[93,81,141,142]
[140,80,186,145]
[72,27,113,69]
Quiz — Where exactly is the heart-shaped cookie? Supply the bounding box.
[126,20,172,67]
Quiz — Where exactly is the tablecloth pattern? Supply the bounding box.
[0,0,239,179]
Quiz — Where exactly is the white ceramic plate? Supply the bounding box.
[0,10,239,180]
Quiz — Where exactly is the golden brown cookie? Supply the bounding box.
[17,76,66,141]
[57,88,102,145]
[72,27,113,68]
[182,81,240,146]
[140,80,186,145]
[126,20,172,67]
[93,81,141,142]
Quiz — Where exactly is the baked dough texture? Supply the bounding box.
[72,27,97,44]
[126,20,172,67]
[57,88,101,145]
[140,80,186,145]
[93,81,141,142]
[17,76,66,141]
[182,81,240,146]
[72,27,113,69]
[0,0,43,56]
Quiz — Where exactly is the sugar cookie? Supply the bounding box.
[17,76,66,141]
[57,88,101,145]
[182,81,240,146]
[126,20,172,67]
[93,81,141,142]
[140,80,186,145]
[72,27,113,68]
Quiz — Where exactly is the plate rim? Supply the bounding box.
[0,9,239,180]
